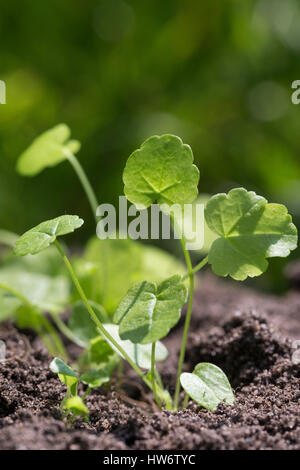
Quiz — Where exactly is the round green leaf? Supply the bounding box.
[123,134,199,210]
[180,363,234,411]
[103,324,168,369]
[205,188,298,280]
[80,369,110,388]
[16,124,81,176]
[113,275,187,344]
[14,215,84,256]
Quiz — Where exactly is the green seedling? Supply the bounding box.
[50,357,109,422]
[9,129,297,415]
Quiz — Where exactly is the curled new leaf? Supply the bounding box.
[50,357,79,396]
[113,275,187,344]
[123,134,199,210]
[14,215,84,256]
[205,188,298,280]
[180,363,234,411]
[16,124,81,176]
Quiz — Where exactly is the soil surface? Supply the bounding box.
[0,273,300,450]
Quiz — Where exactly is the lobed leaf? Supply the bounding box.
[114,275,187,344]
[205,188,298,280]
[14,215,84,256]
[123,134,199,210]
[102,324,168,369]
[180,363,234,411]
[16,124,81,176]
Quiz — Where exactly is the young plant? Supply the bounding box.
[12,131,298,415]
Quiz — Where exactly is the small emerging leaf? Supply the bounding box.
[180,363,234,411]
[102,324,168,369]
[50,357,79,396]
[80,369,110,388]
[123,134,199,210]
[205,188,298,280]
[65,396,88,418]
[114,275,187,344]
[16,124,81,176]
[15,215,84,256]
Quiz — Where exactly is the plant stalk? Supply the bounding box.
[151,342,161,408]
[64,150,99,223]
[54,240,153,391]
[173,238,194,410]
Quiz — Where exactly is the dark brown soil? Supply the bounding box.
[0,273,300,450]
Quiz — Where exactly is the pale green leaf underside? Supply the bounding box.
[113,275,187,344]
[205,188,298,280]
[180,363,234,411]
[50,357,78,378]
[123,134,199,210]
[102,324,168,369]
[15,215,84,256]
[16,124,81,176]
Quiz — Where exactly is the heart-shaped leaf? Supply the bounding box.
[113,275,187,344]
[205,188,298,280]
[180,363,234,411]
[123,134,199,210]
[50,357,79,396]
[14,215,84,256]
[16,124,81,176]
[80,369,110,388]
[102,324,168,369]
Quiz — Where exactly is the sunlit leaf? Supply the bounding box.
[180,363,234,411]
[15,215,84,256]
[123,134,199,210]
[16,124,81,176]
[205,188,298,280]
[114,275,187,344]
[102,324,168,369]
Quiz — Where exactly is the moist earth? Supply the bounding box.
[0,273,300,450]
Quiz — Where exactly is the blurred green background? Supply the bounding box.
[0,0,299,290]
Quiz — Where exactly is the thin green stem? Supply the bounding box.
[173,238,194,410]
[64,149,99,223]
[0,282,31,306]
[82,387,91,401]
[51,313,83,347]
[151,342,161,408]
[40,316,67,358]
[182,256,208,281]
[54,240,152,391]
[182,393,189,409]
